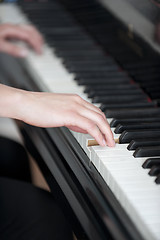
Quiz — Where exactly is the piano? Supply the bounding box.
[0,0,160,240]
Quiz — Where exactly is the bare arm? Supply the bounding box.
[0,24,115,147]
[0,84,115,147]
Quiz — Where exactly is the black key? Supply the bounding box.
[93,94,148,104]
[55,45,98,52]
[148,166,160,176]
[65,55,118,68]
[110,117,160,127]
[77,78,130,86]
[88,88,143,98]
[56,51,105,59]
[64,58,115,66]
[55,49,104,57]
[142,158,160,168]
[63,50,106,58]
[155,174,160,184]
[53,40,97,47]
[128,139,160,150]
[115,122,160,134]
[75,71,128,79]
[62,54,108,61]
[105,108,160,119]
[69,65,119,73]
[84,83,139,93]
[119,130,160,144]
[149,91,160,100]
[75,75,129,82]
[101,102,155,111]
[123,61,160,70]
[45,28,88,35]
[52,38,95,44]
[133,146,160,158]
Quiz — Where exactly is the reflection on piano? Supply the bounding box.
[0,0,160,240]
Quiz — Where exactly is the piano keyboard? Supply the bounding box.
[0,1,160,240]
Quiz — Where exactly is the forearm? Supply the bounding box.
[0,84,115,147]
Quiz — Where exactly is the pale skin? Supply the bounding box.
[0,23,43,56]
[0,24,115,147]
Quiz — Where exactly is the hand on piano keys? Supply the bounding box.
[88,138,119,147]
[0,2,160,240]
[0,84,115,148]
[0,23,43,57]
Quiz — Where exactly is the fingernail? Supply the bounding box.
[19,49,28,57]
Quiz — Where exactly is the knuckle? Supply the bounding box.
[97,113,105,123]
[88,122,96,132]
[72,94,82,103]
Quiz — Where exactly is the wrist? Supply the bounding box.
[0,84,25,120]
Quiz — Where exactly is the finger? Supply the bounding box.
[85,103,108,123]
[77,106,115,147]
[0,41,28,57]
[83,101,104,116]
[65,114,107,147]
[84,104,110,130]
[75,95,106,119]
[19,25,44,53]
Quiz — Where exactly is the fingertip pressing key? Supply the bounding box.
[88,138,118,147]
[108,138,116,147]
[102,138,107,147]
